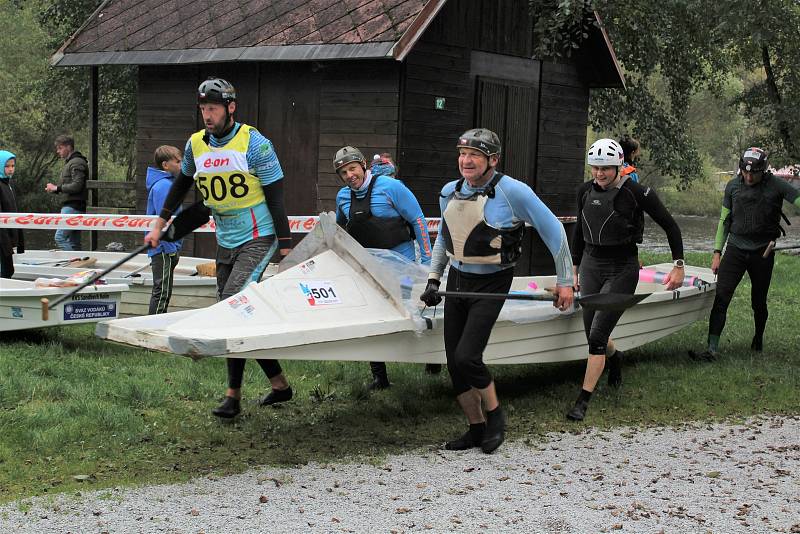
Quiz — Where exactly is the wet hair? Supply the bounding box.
[618,134,640,163]
[153,145,182,169]
[53,134,75,149]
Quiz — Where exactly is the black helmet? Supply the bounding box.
[739,147,768,172]
[198,77,236,104]
[333,146,366,171]
[456,128,501,157]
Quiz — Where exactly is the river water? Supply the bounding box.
[642,214,800,253]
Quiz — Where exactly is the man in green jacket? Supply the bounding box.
[46,135,88,250]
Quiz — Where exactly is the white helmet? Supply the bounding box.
[587,138,624,166]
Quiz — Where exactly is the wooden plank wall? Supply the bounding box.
[316,61,401,212]
[398,40,472,216]
[535,61,589,217]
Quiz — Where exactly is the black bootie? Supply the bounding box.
[481,406,506,454]
[567,389,592,421]
[368,362,391,390]
[258,387,293,406]
[750,335,763,352]
[212,396,240,418]
[607,350,623,388]
[444,423,485,450]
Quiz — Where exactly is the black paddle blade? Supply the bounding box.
[435,290,651,312]
[163,201,211,242]
[576,292,649,311]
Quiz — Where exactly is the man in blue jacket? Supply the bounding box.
[334,145,437,388]
[145,145,184,314]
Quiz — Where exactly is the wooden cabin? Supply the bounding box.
[54,0,624,272]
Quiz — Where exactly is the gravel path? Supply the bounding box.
[3,416,799,533]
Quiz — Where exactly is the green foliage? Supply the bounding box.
[529,0,800,183]
[0,0,137,210]
[1,252,799,501]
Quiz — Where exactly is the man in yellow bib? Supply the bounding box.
[144,77,293,418]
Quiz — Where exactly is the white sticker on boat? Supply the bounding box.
[299,260,316,274]
[226,294,256,318]
[299,281,341,306]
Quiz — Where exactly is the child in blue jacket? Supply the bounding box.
[146,145,184,314]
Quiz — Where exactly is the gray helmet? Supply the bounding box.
[198,77,236,104]
[456,128,501,157]
[739,147,768,172]
[333,146,366,171]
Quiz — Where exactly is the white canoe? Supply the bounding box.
[1,278,128,332]
[97,213,716,364]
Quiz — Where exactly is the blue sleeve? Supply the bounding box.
[503,181,574,287]
[428,192,452,278]
[180,139,196,177]
[387,181,432,264]
[151,180,172,215]
[335,188,349,226]
[247,129,284,185]
[146,187,157,216]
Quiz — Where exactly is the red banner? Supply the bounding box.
[0,213,575,233]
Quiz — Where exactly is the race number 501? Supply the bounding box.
[299,281,341,306]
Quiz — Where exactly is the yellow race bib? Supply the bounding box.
[190,125,265,212]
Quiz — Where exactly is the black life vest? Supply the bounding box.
[580,181,643,247]
[726,173,789,241]
[441,173,525,265]
[345,175,414,249]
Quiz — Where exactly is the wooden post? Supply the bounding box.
[89,66,99,250]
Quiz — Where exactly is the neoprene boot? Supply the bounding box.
[688,349,718,362]
[424,364,442,375]
[368,362,391,390]
[444,423,485,450]
[750,335,763,352]
[258,386,293,406]
[567,390,592,421]
[481,406,506,454]
[212,396,240,418]
[607,350,623,388]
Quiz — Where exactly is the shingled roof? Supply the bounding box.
[52,0,445,66]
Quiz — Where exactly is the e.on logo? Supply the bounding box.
[203,157,230,168]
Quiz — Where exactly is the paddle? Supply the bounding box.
[763,241,800,258]
[20,256,89,266]
[435,290,650,311]
[40,202,211,320]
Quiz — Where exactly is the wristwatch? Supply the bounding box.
[673,259,685,268]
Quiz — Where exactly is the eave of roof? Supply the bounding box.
[51,42,397,66]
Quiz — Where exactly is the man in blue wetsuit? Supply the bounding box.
[333,145,439,389]
[144,77,294,419]
[420,128,575,453]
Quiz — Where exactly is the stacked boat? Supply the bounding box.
[96,213,717,365]
[12,250,226,315]
[1,278,128,332]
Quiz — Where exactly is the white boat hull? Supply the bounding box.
[0,278,129,332]
[12,250,234,315]
[96,214,716,365]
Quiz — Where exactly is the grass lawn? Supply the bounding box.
[1,251,798,502]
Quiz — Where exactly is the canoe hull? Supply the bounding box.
[0,279,129,332]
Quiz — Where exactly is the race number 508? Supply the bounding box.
[196,173,249,201]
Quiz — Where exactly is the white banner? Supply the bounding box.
[0,213,576,233]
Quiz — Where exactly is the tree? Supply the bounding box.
[529,0,800,186]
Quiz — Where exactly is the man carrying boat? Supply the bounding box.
[419,128,574,453]
[690,147,800,361]
[144,77,294,419]
[333,145,439,389]
[570,138,684,421]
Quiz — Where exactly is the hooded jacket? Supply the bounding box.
[56,151,89,210]
[146,167,182,256]
[0,150,24,256]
